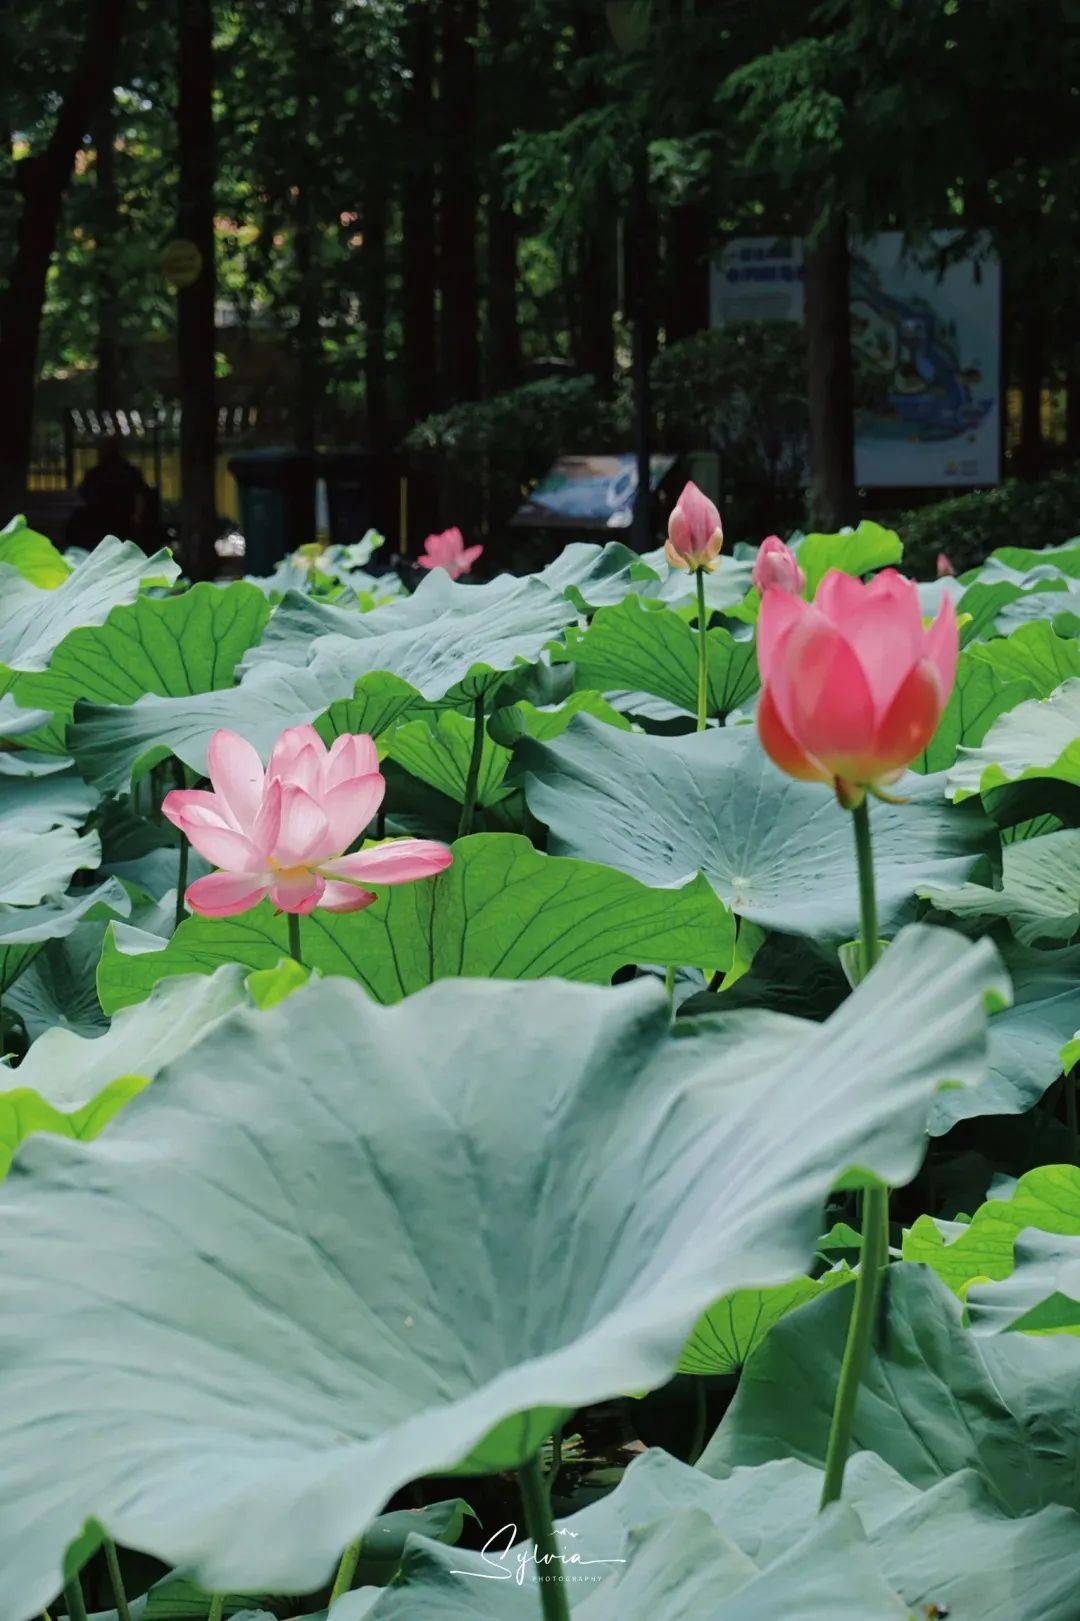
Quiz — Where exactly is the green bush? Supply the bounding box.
[895,466,1080,577]
[404,375,626,535]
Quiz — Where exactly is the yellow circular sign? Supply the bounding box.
[161,239,204,289]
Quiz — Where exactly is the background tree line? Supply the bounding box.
[2,0,1078,577]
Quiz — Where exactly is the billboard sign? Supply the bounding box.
[710,232,1001,488]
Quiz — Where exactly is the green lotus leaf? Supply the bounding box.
[0,515,70,588]
[678,1266,854,1376]
[0,878,131,995]
[0,823,101,906]
[965,621,1080,696]
[97,834,735,1013]
[522,716,994,940]
[0,924,1000,1606]
[903,1163,1080,1295]
[0,536,179,695]
[347,1445,1080,1621]
[14,581,270,723]
[920,828,1080,945]
[967,1229,1080,1336]
[702,1263,1080,1517]
[928,939,1080,1134]
[0,764,98,829]
[247,569,578,704]
[911,647,1033,774]
[69,666,420,795]
[553,596,759,721]
[794,520,903,595]
[6,919,111,1039]
[387,710,512,808]
[947,679,1080,810]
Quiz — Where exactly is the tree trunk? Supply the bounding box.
[1066,342,1080,459]
[666,201,711,342]
[803,213,856,531]
[94,99,122,416]
[176,0,218,579]
[0,0,127,515]
[363,157,389,454]
[482,0,519,394]
[437,0,480,406]
[292,0,330,463]
[1016,293,1044,481]
[571,1,614,396]
[402,2,437,428]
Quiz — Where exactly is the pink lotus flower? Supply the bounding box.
[936,551,956,577]
[756,568,957,800]
[163,727,452,918]
[417,526,483,580]
[664,481,723,573]
[753,535,806,597]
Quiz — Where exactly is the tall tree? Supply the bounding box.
[803,213,856,530]
[93,96,122,416]
[401,0,437,427]
[0,0,127,514]
[437,0,479,406]
[481,0,519,394]
[176,0,217,578]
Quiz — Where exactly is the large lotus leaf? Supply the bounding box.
[246,570,578,703]
[97,834,735,1013]
[0,515,70,587]
[678,1267,853,1375]
[791,520,904,595]
[14,581,271,723]
[978,542,1080,582]
[0,765,98,829]
[0,925,1002,1605]
[928,940,1080,1133]
[0,536,179,694]
[521,716,994,940]
[635,546,757,612]
[69,665,419,795]
[350,1446,1080,1621]
[0,879,130,994]
[904,1164,1080,1296]
[702,1263,1080,1518]
[948,678,1080,808]
[344,1503,911,1620]
[0,692,54,738]
[533,538,654,609]
[911,647,1033,774]
[966,620,1080,697]
[554,596,759,720]
[967,1230,1080,1335]
[920,828,1080,945]
[6,920,110,1040]
[0,824,101,906]
[387,710,512,807]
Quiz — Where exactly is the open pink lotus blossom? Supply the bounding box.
[753,535,805,597]
[417,526,483,579]
[163,726,452,918]
[756,568,958,800]
[664,481,724,573]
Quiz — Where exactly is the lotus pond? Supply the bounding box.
[0,504,1078,1621]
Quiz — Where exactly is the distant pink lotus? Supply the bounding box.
[163,727,452,918]
[418,526,483,579]
[664,481,723,573]
[756,568,957,801]
[936,551,956,577]
[753,535,805,597]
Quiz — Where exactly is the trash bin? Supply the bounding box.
[319,451,381,545]
[227,448,316,575]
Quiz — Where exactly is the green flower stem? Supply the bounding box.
[174,835,189,934]
[458,693,486,838]
[287,912,303,967]
[819,795,888,1511]
[694,568,709,731]
[62,1578,88,1621]
[664,962,677,1017]
[1066,1068,1079,1166]
[103,1538,133,1621]
[329,1535,363,1603]
[207,1598,224,1621]
[517,1452,572,1621]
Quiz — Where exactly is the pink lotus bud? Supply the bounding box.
[664,481,723,573]
[753,535,806,597]
[755,568,958,802]
[162,726,451,918]
[936,551,955,577]
[418,526,484,580]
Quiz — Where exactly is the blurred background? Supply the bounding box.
[1,0,1078,580]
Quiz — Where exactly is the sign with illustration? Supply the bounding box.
[513,454,677,529]
[710,232,1001,488]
